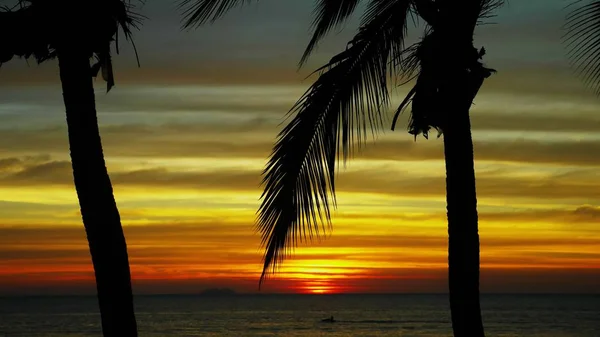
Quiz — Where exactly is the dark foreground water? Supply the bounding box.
[0,294,598,336]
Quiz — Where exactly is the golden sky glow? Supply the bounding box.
[0,0,599,295]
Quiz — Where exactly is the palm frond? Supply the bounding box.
[564,0,600,95]
[388,35,425,134]
[394,30,440,138]
[393,37,421,83]
[478,0,505,21]
[368,0,421,86]
[257,0,413,287]
[114,0,145,50]
[93,0,145,92]
[179,0,253,28]
[299,0,362,67]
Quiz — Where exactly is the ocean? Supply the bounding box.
[0,294,598,336]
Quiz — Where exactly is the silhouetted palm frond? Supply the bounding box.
[179,0,253,28]
[390,38,422,131]
[564,0,600,95]
[479,0,505,20]
[391,29,438,137]
[113,0,145,48]
[256,0,413,287]
[299,0,362,66]
[91,0,145,91]
[363,0,419,81]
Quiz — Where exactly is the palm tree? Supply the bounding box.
[181,1,503,336]
[564,1,600,96]
[0,1,141,336]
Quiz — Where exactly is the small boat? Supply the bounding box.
[321,316,335,323]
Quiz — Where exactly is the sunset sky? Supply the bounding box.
[0,0,599,295]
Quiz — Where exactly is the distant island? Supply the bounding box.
[198,288,238,296]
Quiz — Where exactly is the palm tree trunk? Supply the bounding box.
[58,49,138,337]
[443,72,485,337]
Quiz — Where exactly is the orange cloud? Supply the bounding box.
[1,220,598,295]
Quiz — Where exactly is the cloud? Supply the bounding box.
[1,155,600,203]
[0,155,52,171]
[479,268,600,294]
[3,267,599,295]
[1,218,597,264]
[0,156,73,184]
[483,205,600,223]
[0,0,572,85]
[360,138,600,167]
[470,112,600,132]
[4,68,600,117]
[1,120,600,169]
[0,59,310,86]
[12,160,71,182]
[112,168,261,190]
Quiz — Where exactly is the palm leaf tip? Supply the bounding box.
[179,0,253,29]
[257,230,292,288]
[563,0,600,95]
[299,0,361,67]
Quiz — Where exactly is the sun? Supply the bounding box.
[300,279,338,294]
[308,287,331,294]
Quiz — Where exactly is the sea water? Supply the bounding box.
[0,294,598,336]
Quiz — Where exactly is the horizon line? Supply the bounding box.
[2,292,599,298]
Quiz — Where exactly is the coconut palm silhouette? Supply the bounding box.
[0,1,142,336]
[184,1,503,336]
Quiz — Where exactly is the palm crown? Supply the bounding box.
[0,0,143,91]
[181,0,503,286]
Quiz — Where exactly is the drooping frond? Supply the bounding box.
[389,39,421,131]
[299,0,362,67]
[564,0,600,95]
[179,0,253,28]
[392,37,421,83]
[91,0,145,92]
[393,30,438,138]
[257,0,413,287]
